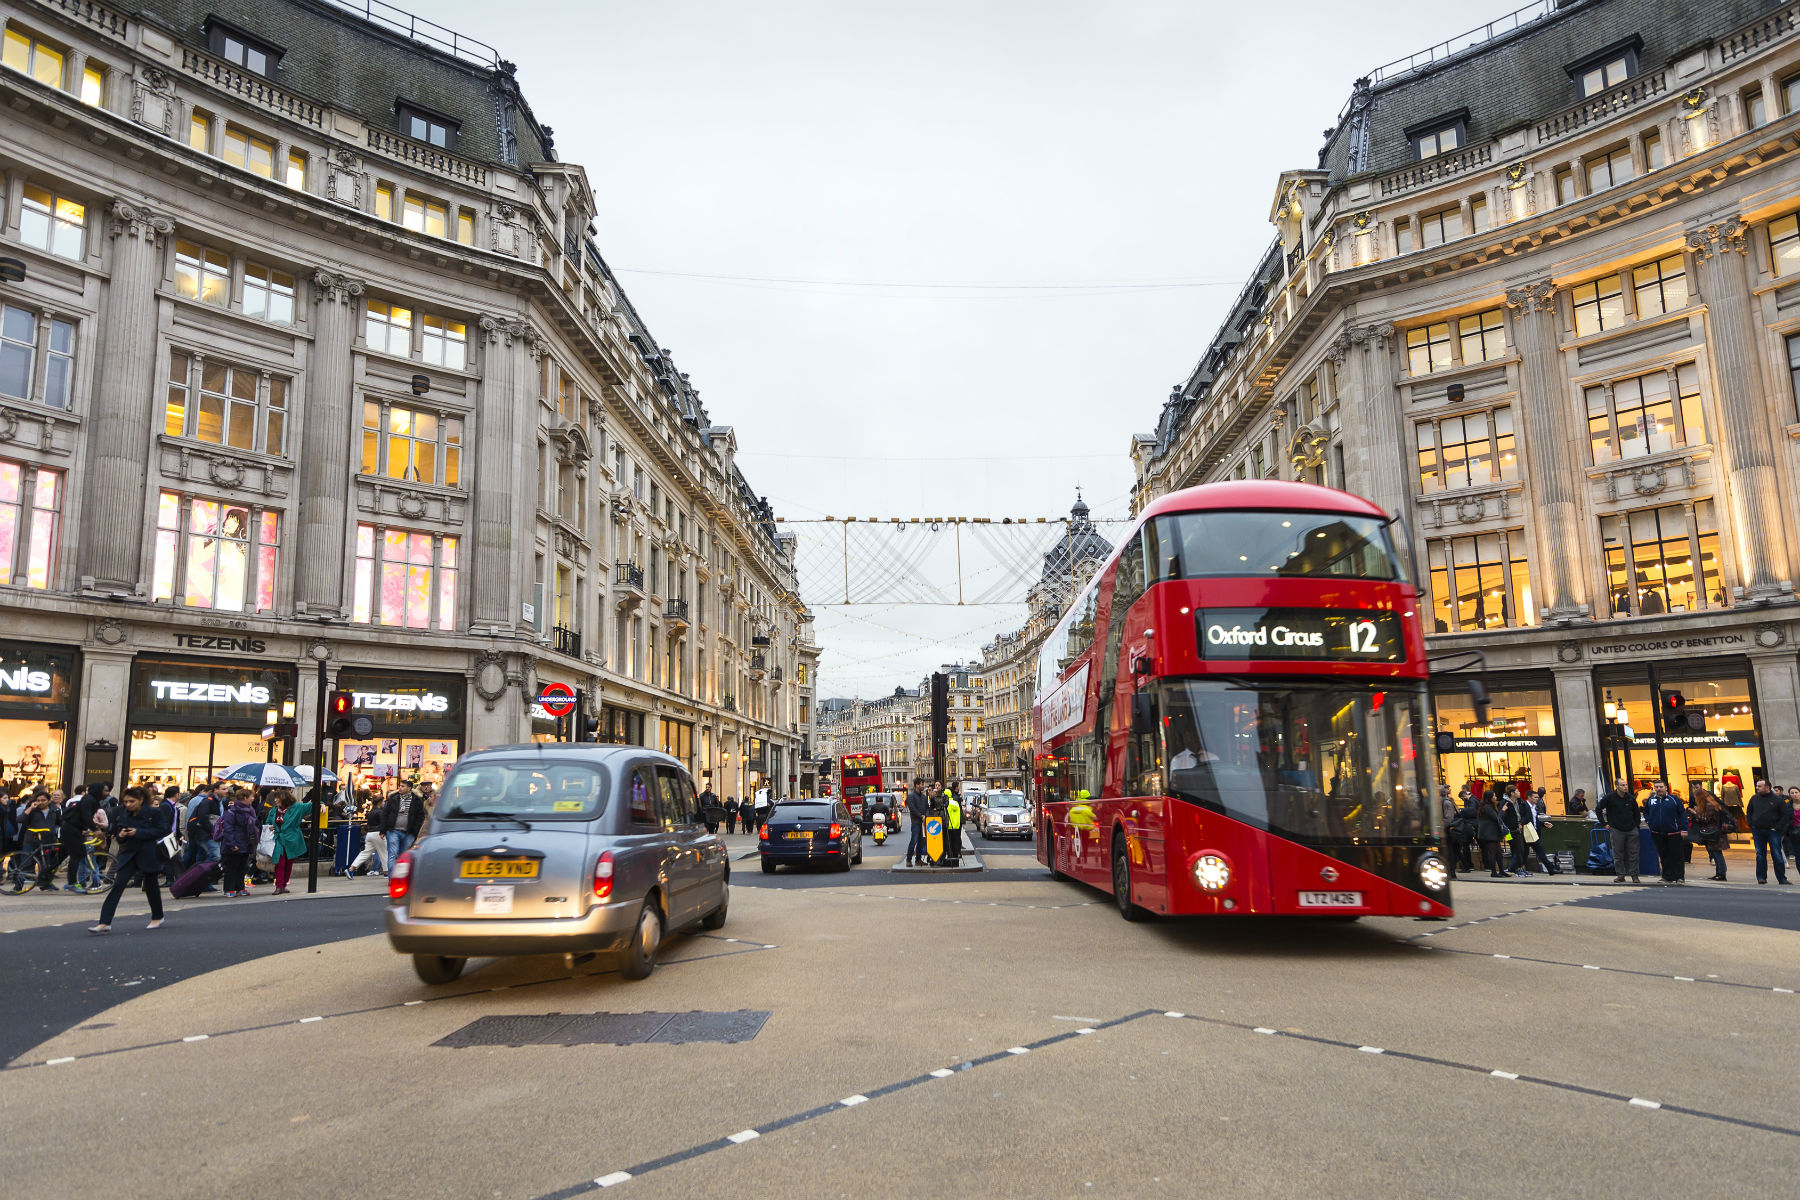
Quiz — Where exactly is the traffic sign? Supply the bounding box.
[538,682,577,717]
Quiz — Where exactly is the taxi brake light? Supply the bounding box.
[593,850,614,899]
[388,851,413,901]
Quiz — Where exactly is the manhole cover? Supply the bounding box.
[435,1009,771,1048]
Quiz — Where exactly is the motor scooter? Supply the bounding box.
[871,811,888,844]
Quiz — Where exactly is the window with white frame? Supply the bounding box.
[1416,407,1517,493]
[352,524,458,630]
[365,299,465,364]
[152,491,279,612]
[242,262,295,324]
[19,183,84,261]
[1602,500,1724,616]
[0,456,61,590]
[207,23,279,76]
[364,299,412,356]
[222,125,276,179]
[1419,206,1463,248]
[360,399,462,486]
[164,351,288,456]
[174,241,231,307]
[1571,275,1625,337]
[2,25,64,87]
[1585,363,1704,464]
[1631,254,1688,317]
[1427,530,1534,632]
[420,313,466,369]
[401,194,449,239]
[0,304,74,410]
[174,240,295,325]
[1572,48,1634,98]
[1585,146,1633,192]
[398,104,457,149]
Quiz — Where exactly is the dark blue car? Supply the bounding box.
[760,799,863,873]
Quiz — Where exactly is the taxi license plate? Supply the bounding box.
[459,859,539,879]
[1298,891,1362,908]
[784,831,811,839]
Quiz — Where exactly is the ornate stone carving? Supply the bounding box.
[1755,625,1785,649]
[312,268,366,305]
[108,199,173,243]
[1555,641,1582,664]
[1455,496,1486,523]
[0,409,17,444]
[130,68,175,136]
[472,650,509,706]
[1348,322,1394,350]
[1504,280,1557,314]
[325,148,365,208]
[477,314,545,354]
[206,457,248,489]
[1631,464,1667,495]
[1685,216,1748,263]
[306,638,331,662]
[93,618,128,646]
[396,490,427,519]
[1325,327,1354,366]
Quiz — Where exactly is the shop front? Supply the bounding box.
[0,640,78,793]
[126,656,298,790]
[1592,658,1763,809]
[1431,673,1566,812]
[529,699,560,743]
[658,716,694,773]
[333,670,466,793]
[596,704,645,747]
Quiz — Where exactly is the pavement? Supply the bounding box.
[2,832,1797,1199]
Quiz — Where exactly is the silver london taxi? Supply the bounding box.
[385,744,729,985]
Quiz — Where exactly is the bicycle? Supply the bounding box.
[0,840,114,896]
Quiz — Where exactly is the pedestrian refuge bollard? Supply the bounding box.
[924,813,944,865]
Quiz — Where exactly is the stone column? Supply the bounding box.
[1749,644,1800,784]
[1331,322,1403,516]
[77,200,172,591]
[1687,216,1793,598]
[1505,280,1587,619]
[294,269,364,616]
[472,315,541,631]
[1552,662,1603,801]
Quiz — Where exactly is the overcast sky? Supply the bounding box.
[430,0,1510,697]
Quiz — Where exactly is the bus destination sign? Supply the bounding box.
[1197,608,1404,663]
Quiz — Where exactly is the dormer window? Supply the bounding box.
[398,102,458,150]
[205,20,281,77]
[1568,37,1641,98]
[1405,110,1469,161]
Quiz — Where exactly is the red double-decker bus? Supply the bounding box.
[1033,481,1452,920]
[840,753,882,800]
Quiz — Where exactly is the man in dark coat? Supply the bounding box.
[89,787,170,932]
[1595,787,1642,884]
[904,780,930,867]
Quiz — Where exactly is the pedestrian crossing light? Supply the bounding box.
[327,690,374,739]
[1663,691,1703,734]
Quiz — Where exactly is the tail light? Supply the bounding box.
[829,822,842,839]
[594,850,615,900]
[388,851,413,901]
[759,823,769,841]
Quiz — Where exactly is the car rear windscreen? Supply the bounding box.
[439,761,609,821]
[775,803,834,819]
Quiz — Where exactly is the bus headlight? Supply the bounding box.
[1417,853,1449,893]
[1192,854,1231,893]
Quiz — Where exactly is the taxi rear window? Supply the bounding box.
[440,761,609,821]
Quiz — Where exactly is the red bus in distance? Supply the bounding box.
[1033,480,1451,921]
[840,753,882,800]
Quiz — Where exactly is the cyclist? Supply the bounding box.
[18,790,60,891]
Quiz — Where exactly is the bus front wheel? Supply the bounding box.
[1111,832,1148,922]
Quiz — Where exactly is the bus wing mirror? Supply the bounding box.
[1434,731,1455,756]
[1131,693,1155,735]
[1469,679,1491,725]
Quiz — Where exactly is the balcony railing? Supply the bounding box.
[1721,2,1800,63]
[180,46,325,129]
[722,694,737,712]
[664,598,690,625]
[1533,70,1668,146]
[1378,143,1494,198]
[748,653,767,681]
[553,625,582,658]
[615,562,645,590]
[772,666,784,682]
[365,127,489,187]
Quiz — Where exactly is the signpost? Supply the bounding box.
[539,683,576,739]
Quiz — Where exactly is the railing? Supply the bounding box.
[1534,70,1667,145]
[180,47,325,128]
[751,634,771,646]
[1721,2,1800,62]
[722,694,737,712]
[1365,0,1557,87]
[772,666,784,682]
[749,653,767,671]
[1379,143,1494,198]
[663,599,690,624]
[365,127,489,187]
[553,625,581,657]
[614,562,644,590]
[315,0,501,68]
[44,0,127,38]
[1285,243,1304,275]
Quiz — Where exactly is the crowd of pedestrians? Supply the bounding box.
[1439,775,1800,886]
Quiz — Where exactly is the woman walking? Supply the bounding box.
[216,789,260,897]
[88,787,169,933]
[1476,791,1508,878]
[268,789,312,895]
[1692,788,1730,881]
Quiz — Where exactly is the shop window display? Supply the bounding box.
[1432,683,1563,811]
[1597,672,1761,811]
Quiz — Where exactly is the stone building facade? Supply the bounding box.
[0,0,816,800]
[1132,0,1800,809]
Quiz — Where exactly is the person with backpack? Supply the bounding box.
[214,790,260,897]
[1475,791,1507,878]
[182,783,222,874]
[1745,779,1793,886]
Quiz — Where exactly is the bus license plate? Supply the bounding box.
[460,859,539,879]
[784,831,811,839]
[1298,891,1362,908]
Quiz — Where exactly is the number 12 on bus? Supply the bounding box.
[840,753,881,798]
[1033,481,1453,921]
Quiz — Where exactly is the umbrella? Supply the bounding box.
[218,762,308,788]
[289,765,341,784]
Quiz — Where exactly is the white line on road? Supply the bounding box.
[1006,1047,1029,1055]
[1493,954,1510,959]
[1777,988,1795,994]
[403,1000,424,1006]
[1253,1028,1277,1035]
[595,1172,632,1188]
[1052,1016,1104,1022]
[727,1129,760,1144]
[1358,1046,1384,1054]
[1674,976,1694,982]
[1076,1028,1096,1035]
[1164,1011,1185,1018]
[182,1035,208,1043]
[840,1095,868,1107]
[45,1057,73,1065]
[1628,1098,1662,1110]
[298,1016,323,1023]
[1490,1070,1519,1080]
[1582,965,1600,970]
[930,1069,955,1078]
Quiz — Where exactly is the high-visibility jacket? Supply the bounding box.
[946,799,962,830]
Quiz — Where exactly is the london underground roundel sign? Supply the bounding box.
[538,682,576,717]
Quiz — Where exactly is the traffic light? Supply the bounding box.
[326,690,374,739]
[930,672,949,744]
[575,714,599,741]
[1663,692,1686,734]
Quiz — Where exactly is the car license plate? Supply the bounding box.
[460,859,539,879]
[473,885,514,914]
[784,831,811,839]
[1298,891,1363,908]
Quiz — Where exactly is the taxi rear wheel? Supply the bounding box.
[412,954,466,985]
[619,898,663,980]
